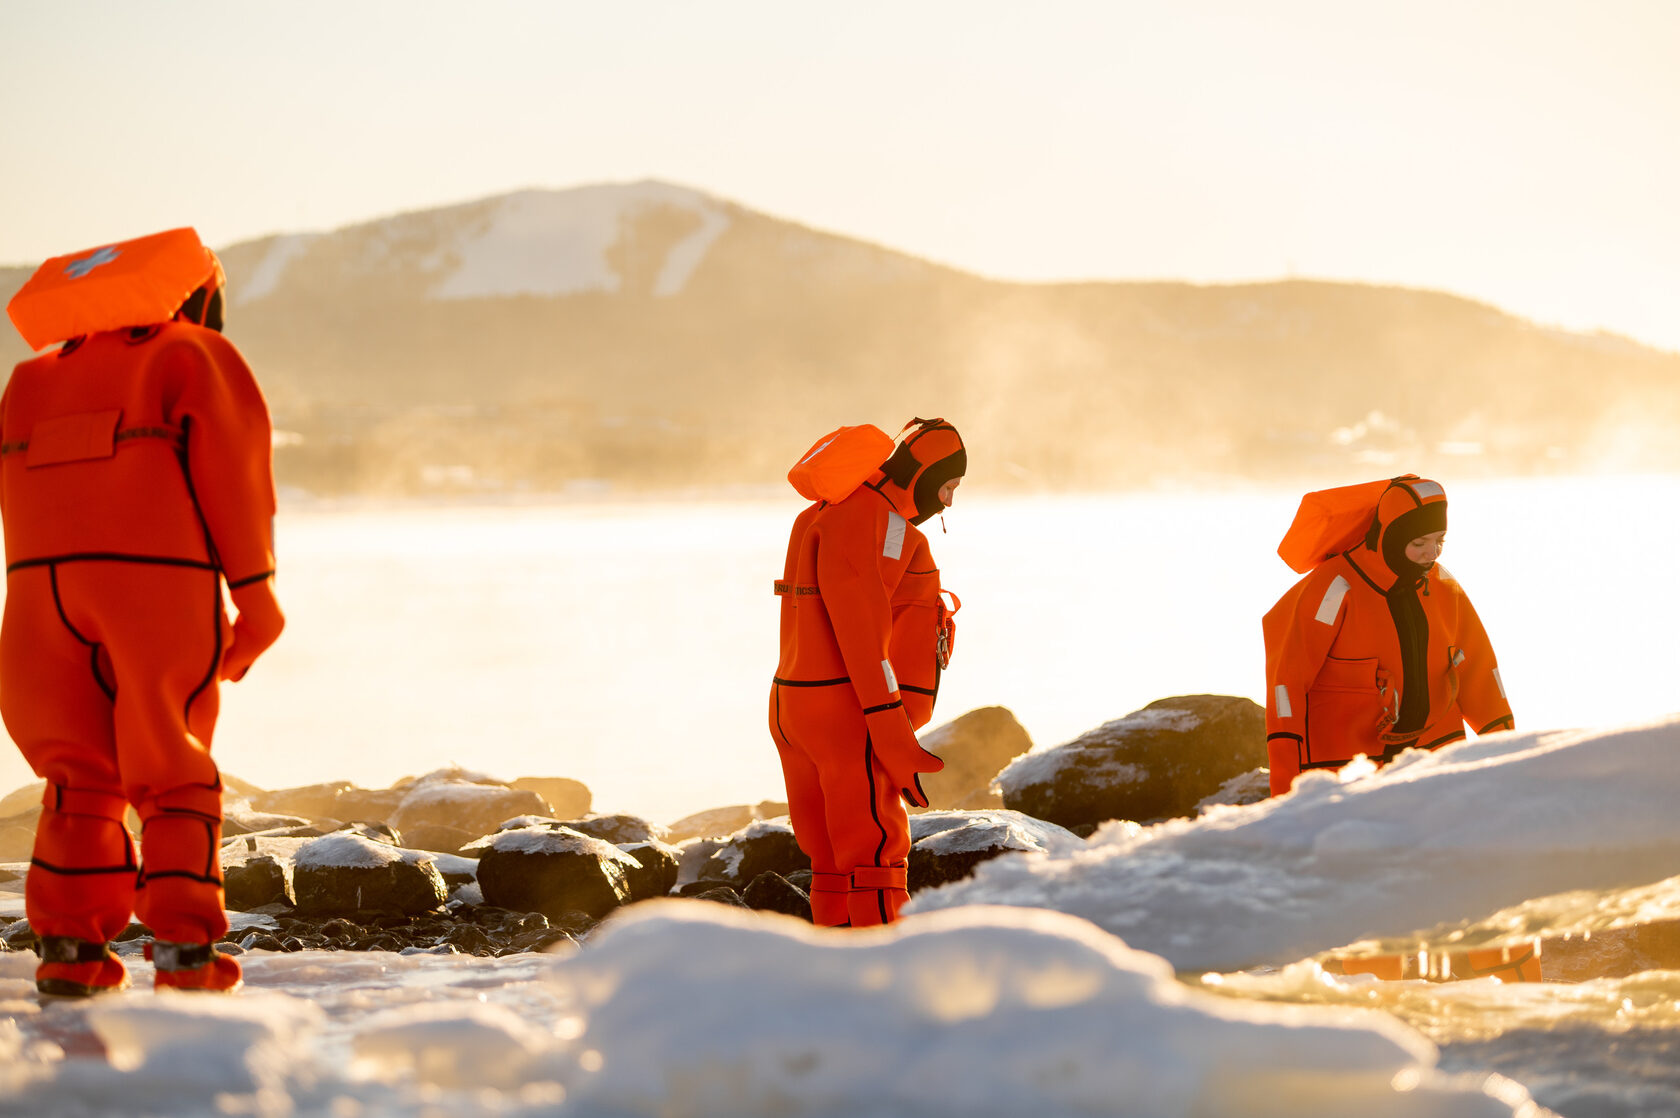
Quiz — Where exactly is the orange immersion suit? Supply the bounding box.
[1264,476,1533,982]
[2,230,282,994]
[770,419,965,927]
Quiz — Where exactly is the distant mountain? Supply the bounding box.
[4,180,1677,494]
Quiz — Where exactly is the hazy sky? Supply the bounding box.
[3,1,1676,350]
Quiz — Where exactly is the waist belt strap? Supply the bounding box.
[851,865,908,891]
[46,783,128,821]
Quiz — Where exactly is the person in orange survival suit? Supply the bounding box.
[2,228,284,996]
[770,418,965,927]
[1263,475,1536,981]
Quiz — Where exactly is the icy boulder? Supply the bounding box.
[223,853,293,911]
[908,809,1084,892]
[997,695,1265,831]
[468,825,638,919]
[291,833,448,917]
[551,812,667,846]
[389,779,548,840]
[696,817,809,888]
[617,840,681,902]
[918,705,1033,810]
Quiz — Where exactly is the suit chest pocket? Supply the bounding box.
[25,410,122,468]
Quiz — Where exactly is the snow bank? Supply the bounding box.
[551,901,1539,1118]
[911,716,1680,971]
[293,832,416,869]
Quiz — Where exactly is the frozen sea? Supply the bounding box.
[2,473,1673,827]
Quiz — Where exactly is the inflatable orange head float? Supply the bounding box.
[6,227,225,350]
[1366,476,1448,579]
[881,417,966,525]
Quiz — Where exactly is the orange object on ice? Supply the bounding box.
[2,231,280,996]
[1262,476,1512,796]
[770,418,966,927]
[6,228,224,352]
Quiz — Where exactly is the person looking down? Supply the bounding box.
[1263,475,1513,796]
[2,228,283,996]
[770,418,965,927]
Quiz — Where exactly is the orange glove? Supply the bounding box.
[222,578,284,682]
[865,705,944,808]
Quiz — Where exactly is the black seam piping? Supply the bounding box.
[1267,731,1304,743]
[1477,715,1514,735]
[9,553,217,574]
[863,734,890,868]
[30,857,138,876]
[1422,730,1467,750]
[899,684,936,697]
[862,700,903,715]
[227,569,274,589]
[772,676,851,688]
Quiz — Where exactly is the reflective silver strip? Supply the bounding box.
[1411,480,1445,500]
[1314,576,1350,626]
[882,659,898,693]
[883,512,906,560]
[1493,668,1506,700]
[1274,684,1293,719]
[1452,648,1465,666]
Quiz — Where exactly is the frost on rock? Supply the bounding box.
[463,825,621,858]
[293,833,416,869]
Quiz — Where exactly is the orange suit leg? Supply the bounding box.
[770,681,911,928]
[2,566,136,946]
[4,561,231,946]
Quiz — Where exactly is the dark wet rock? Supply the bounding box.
[399,822,477,857]
[996,695,1267,831]
[114,922,153,942]
[676,878,739,897]
[618,840,681,902]
[391,781,549,840]
[786,869,813,893]
[696,817,810,888]
[333,820,403,845]
[692,886,749,908]
[2,918,35,950]
[511,776,592,820]
[918,706,1033,812]
[743,871,811,920]
[665,800,790,844]
[470,826,637,920]
[555,813,667,846]
[224,853,294,911]
[291,833,449,917]
[906,810,1082,893]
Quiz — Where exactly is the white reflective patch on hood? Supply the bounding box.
[1411,480,1445,500]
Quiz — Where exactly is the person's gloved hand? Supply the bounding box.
[222,578,284,682]
[864,705,944,808]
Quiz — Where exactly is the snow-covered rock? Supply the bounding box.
[291,833,448,917]
[996,694,1265,830]
[552,812,667,846]
[389,779,548,841]
[907,809,1084,892]
[696,816,809,888]
[616,840,680,903]
[468,826,639,919]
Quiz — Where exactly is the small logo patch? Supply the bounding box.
[64,246,121,279]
